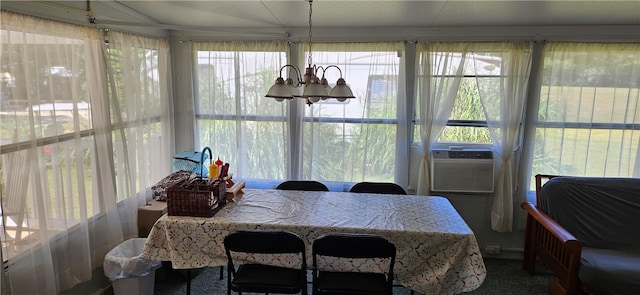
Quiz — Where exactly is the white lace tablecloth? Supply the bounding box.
[142,189,486,294]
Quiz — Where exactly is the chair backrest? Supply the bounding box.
[349,182,407,195]
[276,180,329,191]
[224,230,307,295]
[224,230,306,256]
[313,232,396,268]
[312,234,396,295]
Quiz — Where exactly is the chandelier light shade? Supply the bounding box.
[264,0,355,106]
[329,78,355,101]
[265,77,290,99]
[265,75,302,101]
[301,80,327,98]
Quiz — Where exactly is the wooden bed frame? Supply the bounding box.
[521,174,591,295]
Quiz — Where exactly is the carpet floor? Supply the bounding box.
[150,257,554,295]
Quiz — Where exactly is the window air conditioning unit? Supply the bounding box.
[430,148,495,193]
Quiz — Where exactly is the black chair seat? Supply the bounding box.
[232,264,305,293]
[314,271,389,295]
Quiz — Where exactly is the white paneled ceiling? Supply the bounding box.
[113,0,640,28]
[3,0,640,40]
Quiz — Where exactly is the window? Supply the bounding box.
[1,25,100,239]
[0,12,172,293]
[415,49,506,145]
[532,43,640,182]
[193,42,405,188]
[106,33,173,200]
[300,43,404,185]
[194,41,289,185]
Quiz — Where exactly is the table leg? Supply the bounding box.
[186,269,191,295]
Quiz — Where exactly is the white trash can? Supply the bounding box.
[104,238,161,295]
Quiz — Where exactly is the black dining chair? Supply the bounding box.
[349,181,407,195]
[224,230,308,295]
[312,233,396,295]
[276,180,329,192]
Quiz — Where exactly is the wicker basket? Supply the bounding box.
[167,178,227,217]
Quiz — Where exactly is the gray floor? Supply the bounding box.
[150,258,554,295]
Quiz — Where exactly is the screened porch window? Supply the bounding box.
[531,42,640,186]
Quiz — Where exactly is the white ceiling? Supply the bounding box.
[113,0,640,28]
[3,1,640,40]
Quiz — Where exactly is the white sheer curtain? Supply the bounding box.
[0,11,119,294]
[532,42,640,179]
[0,12,172,294]
[414,43,471,195]
[298,42,406,190]
[105,31,174,235]
[473,42,532,232]
[192,41,289,187]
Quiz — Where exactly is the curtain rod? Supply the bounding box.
[91,19,289,38]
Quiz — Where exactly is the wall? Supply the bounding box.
[445,193,527,259]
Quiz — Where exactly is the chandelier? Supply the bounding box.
[265,0,355,106]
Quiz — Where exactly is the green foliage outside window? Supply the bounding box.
[438,78,492,144]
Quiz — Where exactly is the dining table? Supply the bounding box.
[142,188,486,294]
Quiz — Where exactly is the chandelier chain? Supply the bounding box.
[307,0,313,66]
[264,0,354,104]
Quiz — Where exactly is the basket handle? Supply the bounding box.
[200,146,212,177]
